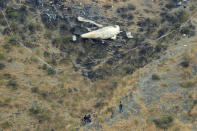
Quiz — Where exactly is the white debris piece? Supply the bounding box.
[77,17,103,28]
[81,25,120,40]
[126,32,134,39]
[72,35,77,41]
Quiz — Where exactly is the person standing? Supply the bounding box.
[119,101,123,113]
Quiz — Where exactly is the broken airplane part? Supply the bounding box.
[77,17,103,28]
[81,25,120,40]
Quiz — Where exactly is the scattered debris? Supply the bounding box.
[176,2,182,8]
[81,25,120,40]
[77,16,103,28]
[126,32,134,39]
[72,35,77,42]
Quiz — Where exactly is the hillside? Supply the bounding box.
[0,0,197,130]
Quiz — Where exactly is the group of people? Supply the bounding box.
[82,101,123,125]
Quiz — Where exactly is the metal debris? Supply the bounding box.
[77,16,103,27]
[81,25,120,40]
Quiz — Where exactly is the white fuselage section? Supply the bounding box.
[81,25,120,40]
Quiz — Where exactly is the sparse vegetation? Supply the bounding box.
[153,115,174,129]
[1,121,12,129]
[180,80,195,88]
[29,106,51,122]
[0,63,5,70]
[47,67,56,75]
[7,79,18,90]
[31,87,39,93]
[152,74,160,80]
[0,53,5,60]
[0,0,197,130]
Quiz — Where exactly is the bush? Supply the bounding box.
[127,4,136,10]
[2,37,19,51]
[29,106,51,122]
[3,43,12,50]
[0,53,5,60]
[52,35,71,47]
[51,58,57,66]
[152,74,160,80]
[43,51,50,58]
[180,81,195,88]
[153,115,174,129]
[7,80,18,90]
[180,25,196,37]
[6,9,19,20]
[42,64,47,70]
[180,60,189,68]
[8,37,19,46]
[1,121,12,129]
[31,87,39,93]
[180,56,191,68]
[28,22,42,33]
[47,68,56,75]
[0,63,5,70]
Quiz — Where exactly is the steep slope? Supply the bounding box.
[0,0,197,131]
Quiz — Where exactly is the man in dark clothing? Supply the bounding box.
[119,101,123,113]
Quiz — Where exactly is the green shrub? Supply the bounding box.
[7,11,19,20]
[43,51,50,58]
[180,60,189,68]
[3,43,12,50]
[8,37,19,46]
[0,63,5,70]
[180,81,195,88]
[0,53,5,60]
[152,74,160,80]
[1,121,12,129]
[40,90,49,99]
[2,37,19,51]
[42,64,47,70]
[153,115,174,129]
[127,4,136,10]
[180,56,191,68]
[29,106,51,122]
[31,87,39,93]
[0,19,7,26]
[51,58,57,66]
[29,107,42,115]
[52,35,71,47]
[47,68,56,75]
[7,80,18,90]
[28,22,42,33]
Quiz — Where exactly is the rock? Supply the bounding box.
[81,25,120,40]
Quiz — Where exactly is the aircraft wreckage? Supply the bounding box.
[81,25,120,40]
[77,17,120,40]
